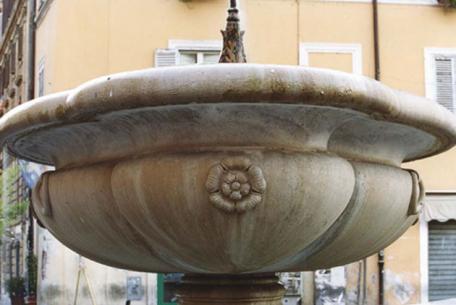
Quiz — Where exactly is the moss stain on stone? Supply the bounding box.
[55,105,66,120]
[270,78,287,97]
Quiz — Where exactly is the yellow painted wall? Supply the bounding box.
[53,0,110,91]
[300,2,375,77]
[309,53,353,73]
[34,1,456,304]
[384,223,422,305]
[34,1,58,96]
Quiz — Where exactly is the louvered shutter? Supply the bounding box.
[155,49,178,67]
[435,57,455,112]
[428,220,456,301]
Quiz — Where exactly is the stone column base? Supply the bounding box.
[177,273,285,305]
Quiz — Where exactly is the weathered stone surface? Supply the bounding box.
[30,152,421,273]
[176,274,285,305]
[0,64,455,273]
[1,65,454,168]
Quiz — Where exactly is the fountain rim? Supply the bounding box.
[0,63,455,163]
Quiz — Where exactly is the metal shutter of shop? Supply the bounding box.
[429,220,456,301]
[435,57,455,113]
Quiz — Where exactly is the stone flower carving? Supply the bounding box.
[206,157,266,213]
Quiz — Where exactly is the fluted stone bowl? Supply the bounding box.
[1,64,455,273]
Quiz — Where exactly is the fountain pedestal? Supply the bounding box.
[177,274,285,305]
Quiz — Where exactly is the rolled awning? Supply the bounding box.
[423,194,456,222]
[411,298,456,305]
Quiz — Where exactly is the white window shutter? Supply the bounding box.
[155,49,179,67]
[435,57,455,112]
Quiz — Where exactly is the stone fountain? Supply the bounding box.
[1,2,455,304]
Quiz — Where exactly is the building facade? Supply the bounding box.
[0,0,35,304]
[1,0,456,304]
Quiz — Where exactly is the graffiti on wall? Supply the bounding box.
[315,267,346,305]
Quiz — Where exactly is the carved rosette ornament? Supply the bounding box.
[206,157,266,213]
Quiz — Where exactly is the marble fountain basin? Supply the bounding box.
[0,64,455,274]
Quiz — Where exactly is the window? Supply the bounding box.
[435,57,455,112]
[300,43,363,75]
[2,0,13,35]
[2,63,8,94]
[420,194,456,303]
[17,26,23,62]
[179,51,220,65]
[10,42,16,76]
[4,54,10,89]
[155,40,221,67]
[425,48,456,113]
[39,0,48,10]
[38,59,45,97]
[428,220,456,301]
[35,0,54,26]
[38,70,44,97]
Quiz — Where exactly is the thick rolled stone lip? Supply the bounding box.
[0,63,455,164]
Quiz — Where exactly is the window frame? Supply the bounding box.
[35,0,54,27]
[299,42,363,75]
[168,40,222,65]
[179,51,219,65]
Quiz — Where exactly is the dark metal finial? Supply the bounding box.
[219,0,247,63]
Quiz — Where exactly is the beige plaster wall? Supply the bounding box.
[383,223,422,305]
[37,228,156,305]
